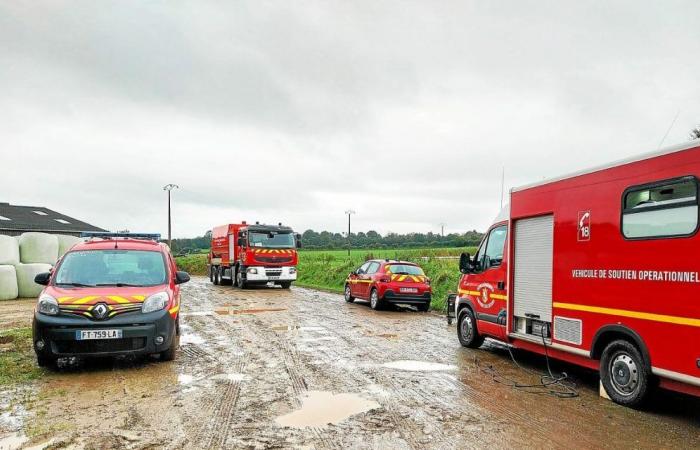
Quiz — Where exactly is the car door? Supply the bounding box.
[352,262,371,298]
[461,225,508,338]
[362,262,380,298]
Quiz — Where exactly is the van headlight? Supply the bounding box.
[37,294,59,316]
[142,292,169,313]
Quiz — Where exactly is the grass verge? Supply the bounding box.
[0,327,43,386]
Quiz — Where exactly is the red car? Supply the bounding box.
[344,259,432,311]
[32,233,189,366]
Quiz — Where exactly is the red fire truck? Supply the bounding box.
[449,140,700,407]
[208,222,301,289]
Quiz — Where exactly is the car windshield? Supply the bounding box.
[386,264,424,275]
[249,232,295,248]
[54,250,167,287]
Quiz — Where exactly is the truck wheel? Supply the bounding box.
[600,339,651,407]
[344,284,355,303]
[457,308,484,348]
[369,288,383,310]
[213,266,220,285]
[36,353,55,368]
[209,266,214,282]
[160,319,180,362]
[235,268,247,289]
[279,281,292,289]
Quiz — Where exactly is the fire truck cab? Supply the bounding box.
[208,222,301,289]
[450,141,700,407]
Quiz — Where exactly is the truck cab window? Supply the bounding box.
[622,177,698,239]
[483,225,507,268]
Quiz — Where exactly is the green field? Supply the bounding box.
[175,247,476,311]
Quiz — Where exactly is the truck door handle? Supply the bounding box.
[497,281,505,290]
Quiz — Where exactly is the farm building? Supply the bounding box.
[0,202,106,237]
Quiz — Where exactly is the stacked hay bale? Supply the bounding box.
[0,232,85,300]
[16,233,57,298]
[0,236,20,300]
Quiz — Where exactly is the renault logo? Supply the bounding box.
[93,303,109,320]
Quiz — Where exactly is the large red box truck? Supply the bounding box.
[208,222,301,289]
[450,140,700,406]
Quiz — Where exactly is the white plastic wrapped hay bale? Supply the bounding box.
[0,235,20,265]
[57,235,83,258]
[19,232,59,264]
[15,263,51,298]
[0,265,18,300]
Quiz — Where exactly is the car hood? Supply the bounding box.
[43,285,167,306]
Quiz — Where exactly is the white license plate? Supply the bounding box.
[400,287,418,293]
[268,276,280,280]
[76,329,122,340]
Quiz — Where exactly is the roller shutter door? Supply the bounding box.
[513,215,554,322]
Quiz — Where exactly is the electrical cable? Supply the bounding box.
[474,325,579,399]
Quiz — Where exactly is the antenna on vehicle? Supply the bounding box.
[657,109,681,150]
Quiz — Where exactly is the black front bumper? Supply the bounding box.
[32,309,176,359]
[382,290,432,305]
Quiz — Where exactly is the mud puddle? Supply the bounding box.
[381,360,456,371]
[275,391,379,429]
[272,325,325,332]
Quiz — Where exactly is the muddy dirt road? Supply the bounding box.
[2,277,699,449]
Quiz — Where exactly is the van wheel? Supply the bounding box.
[213,267,220,285]
[160,319,179,362]
[457,308,484,348]
[344,284,355,303]
[36,353,55,368]
[600,339,651,407]
[369,288,383,310]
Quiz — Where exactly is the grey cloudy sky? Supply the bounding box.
[2,1,699,238]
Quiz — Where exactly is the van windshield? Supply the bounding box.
[54,250,167,287]
[249,232,295,248]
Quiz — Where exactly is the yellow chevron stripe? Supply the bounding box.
[108,296,131,304]
[398,275,407,282]
[169,305,180,314]
[132,295,146,301]
[57,296,74,304]
[554,302,700,328]
[73,295,100,305]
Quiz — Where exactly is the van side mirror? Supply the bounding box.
[459,253,472,274]
[295,233,302,249]
[34,272,51,286]
[175,271,191,284]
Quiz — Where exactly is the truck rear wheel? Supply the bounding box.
[209,266,214,282]
[457,308,484,348]
[213,266,220,285]
[600,339,651,407]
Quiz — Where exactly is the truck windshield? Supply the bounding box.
[386,264,424,275]
[54,250,167,287]
[249,232,295,248]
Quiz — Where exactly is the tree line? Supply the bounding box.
[170,229,484,253]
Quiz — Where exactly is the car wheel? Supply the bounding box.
[160,320,179,362]
[418,302,430,312]
[280,281,292,289]
[213,266,220,285]
[344,284,355,303]
[370,288,383,310]
[236,268,247,289]
[600,339,651,407]
[457,308,484,348]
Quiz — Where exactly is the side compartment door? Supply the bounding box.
[513,215,554,325]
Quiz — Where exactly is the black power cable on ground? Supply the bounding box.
[474,326,579,399]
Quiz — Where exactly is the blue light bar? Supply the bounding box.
[80,232,162,241]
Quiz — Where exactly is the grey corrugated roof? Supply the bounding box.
[0,202,107,233]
